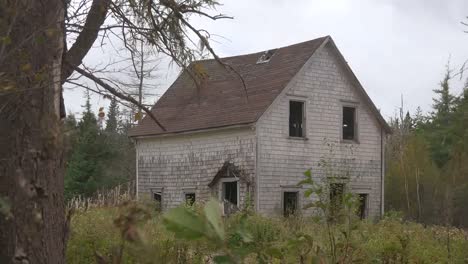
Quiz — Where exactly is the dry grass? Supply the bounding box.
[67,181,135,211]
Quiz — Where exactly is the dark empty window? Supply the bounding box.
[153,192,162,211]
[289,101,305,137]
[329,183,344,219]
[222,181,238,206]
[342,106,356,140]
[357,194,368,219]
[185,193,196,206]
[283,192,298,217]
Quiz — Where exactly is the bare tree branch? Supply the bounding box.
[72,64,166,131]
[62,0,111,83]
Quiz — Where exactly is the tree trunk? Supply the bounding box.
[0,0,66,263]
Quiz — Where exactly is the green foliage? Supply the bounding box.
[105,97,119,134]
[64,94,135,201]
[67,204,468,263]
[386,65,468,227]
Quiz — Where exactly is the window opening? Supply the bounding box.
[357,193,368,219]
[153,192,162,211]
[222,181,238,206]
[342,106,356,140]
[185,193,196,206]
[329,183,345,219]
[283,192,298,217]
[289,101,305,137]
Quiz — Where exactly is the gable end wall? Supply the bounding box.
[256,43,383,218]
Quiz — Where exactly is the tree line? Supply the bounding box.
[64,94,136,201]
[385,65,468,227]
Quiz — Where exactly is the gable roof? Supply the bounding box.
[128,36,390,137]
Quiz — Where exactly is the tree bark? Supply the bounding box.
[0,0,66,263]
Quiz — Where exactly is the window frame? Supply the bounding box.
[340,101,359,143]
[182,187,196,206]
[288,99,307,139]
[282,191,299,217]
[357,193,369,220]
[218,178,240,207]
[184,192,196,206]
[151,187,164,211]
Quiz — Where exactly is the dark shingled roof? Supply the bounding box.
[128,36,390,137]
[128,37,327,137]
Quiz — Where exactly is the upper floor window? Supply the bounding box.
[289,101,305,137]
[342,106,357,141]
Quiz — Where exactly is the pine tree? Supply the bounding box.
[64,93,113,200]
[428,66,456,168]
[432,66,455,125]
[106,97,120,134]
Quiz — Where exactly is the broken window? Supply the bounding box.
[222,181,238,206]
[342,106,356,140]
[257,49,277,64]
[185,193,196,206]
[289,101,305,137]
[222,181,238,215]
[357,193,368,219]
[283,192,298,217]
[329,183,344,219]
[153,192,162,211]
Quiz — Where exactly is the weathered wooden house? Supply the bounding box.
[128,36,390,219]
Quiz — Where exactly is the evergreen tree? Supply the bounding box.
[106,97,120,134]
[64,93,113,200]
[428,66,456,168]
[432,67,456,124]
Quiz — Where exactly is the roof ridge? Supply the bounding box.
[194,36,330,63]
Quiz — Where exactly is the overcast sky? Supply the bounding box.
[64,0,468,120]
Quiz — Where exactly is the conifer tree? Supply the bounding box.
[106,97,120,134]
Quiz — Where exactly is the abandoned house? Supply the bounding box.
[128,36,391,219]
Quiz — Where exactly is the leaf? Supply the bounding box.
[134,111,142,121]
[204,198,225,241]
[162,206,206,240]
[304,189,313,198]
[0,196,12,219]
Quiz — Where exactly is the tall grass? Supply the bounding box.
[67,181,135,211]
[67,202,468,263]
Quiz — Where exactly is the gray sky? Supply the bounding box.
[64,0,468,120]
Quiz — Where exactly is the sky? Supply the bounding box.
[64,0,468,121]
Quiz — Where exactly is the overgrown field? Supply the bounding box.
[67,203,468,263]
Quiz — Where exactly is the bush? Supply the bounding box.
[67,203,468,264]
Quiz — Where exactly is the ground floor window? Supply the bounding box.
[185,193,196,206]
[153,192,162,211]
[329,183,345,220]
[357,193,368,219]
[221,180,238,215]
[222,181,238,205]
[283,192,298,217]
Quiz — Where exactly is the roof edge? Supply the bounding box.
[254,36,330,124]
[326,38,392,134]
[129,122,255,139]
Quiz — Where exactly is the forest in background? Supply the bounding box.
[385,65,468,227]
[64,93,136,201]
